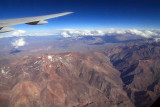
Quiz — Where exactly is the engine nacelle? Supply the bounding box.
[0,27,15,33]
[26,20,48,25]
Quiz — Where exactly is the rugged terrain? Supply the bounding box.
[0,52,133,107]
[0,40,160,107]
[109,40,160,107]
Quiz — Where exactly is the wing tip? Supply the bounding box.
[66,12,74,14]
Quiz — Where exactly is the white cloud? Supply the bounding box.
[0,30,57,39]
[0,29,159,39]
[104,28,126,35]
[11,30,26,36]
[11,38,26,48]
[59,29,159,38]
[103,29,158,38]
[26,33,57,37]
[143,30,158,38]
[59,29,106,38]
[126,29,158,38]
[61,32,71,37]
[0,30,26,39]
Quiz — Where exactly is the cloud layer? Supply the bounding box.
[60,29,105,37]
[12,30,26,36]
[0,29,159,40]
[60,29,159,38]
[11,38,26,48]
[0,30,56,39]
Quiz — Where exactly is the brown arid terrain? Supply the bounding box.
[0,52,133,107]
[0,40,160,107]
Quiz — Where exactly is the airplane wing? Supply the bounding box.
[0,12,73,33]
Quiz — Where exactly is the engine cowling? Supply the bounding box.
[0,27,15,33]
[26,20,48,25]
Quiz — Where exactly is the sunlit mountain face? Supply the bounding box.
[1,0,160,107]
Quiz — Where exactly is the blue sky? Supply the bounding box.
[0,0,160,33]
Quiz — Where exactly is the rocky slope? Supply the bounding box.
[110,40,160,107]
[0,52,133,107]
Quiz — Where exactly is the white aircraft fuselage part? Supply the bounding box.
[0,27,15,33]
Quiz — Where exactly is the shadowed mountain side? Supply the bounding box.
[109,40,160,107]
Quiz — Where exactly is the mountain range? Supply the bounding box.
[0,38,160,107]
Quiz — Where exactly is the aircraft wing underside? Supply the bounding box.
[0,12,73,33]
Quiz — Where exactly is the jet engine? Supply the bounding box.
[0,27,15,33]
[26,20,48,25]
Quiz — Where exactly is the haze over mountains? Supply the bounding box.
[1,28,160,59]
